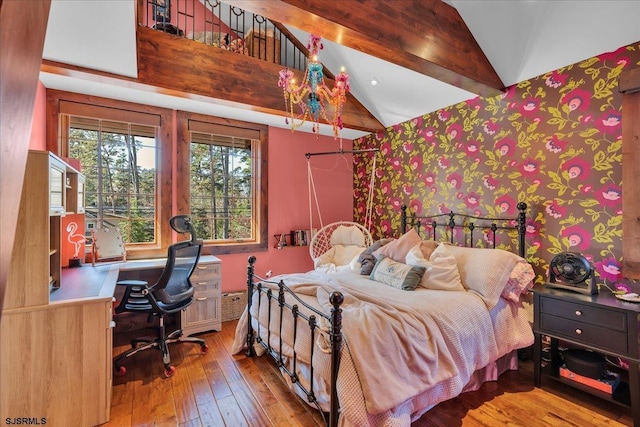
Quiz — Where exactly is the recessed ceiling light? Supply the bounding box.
[370,76,379,86]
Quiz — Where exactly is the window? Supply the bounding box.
[68,118,158,244]
[49,92,172,258]
[177,113,268,254]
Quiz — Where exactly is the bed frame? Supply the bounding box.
[244,202,528,426]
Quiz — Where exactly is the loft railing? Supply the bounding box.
[140,0,308,72]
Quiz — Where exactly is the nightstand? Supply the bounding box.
[532,285,640,426]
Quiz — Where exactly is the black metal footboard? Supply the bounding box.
[245,256,343,427]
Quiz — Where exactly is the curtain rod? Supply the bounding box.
[305,148,379,159]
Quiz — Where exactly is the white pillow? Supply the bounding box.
[406,243,464,291]
[329,225,366,246]
[444,245,524,309]
[314,244,364,269]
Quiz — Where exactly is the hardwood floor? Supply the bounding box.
[104,320,633,426]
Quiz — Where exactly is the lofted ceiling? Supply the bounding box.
[40,0,640,140]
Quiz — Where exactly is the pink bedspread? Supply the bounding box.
[232,270,534,426]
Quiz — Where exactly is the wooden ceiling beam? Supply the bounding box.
[226,0,505,97]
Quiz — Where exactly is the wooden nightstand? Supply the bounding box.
[532,285,640,426]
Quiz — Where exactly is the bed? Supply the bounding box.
[232,202,535,427]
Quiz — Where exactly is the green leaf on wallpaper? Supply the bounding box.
[607,66,623,81]
[608,216,623,228]
[592,151,613,171]
[586,208,601,222]
[547,235,564,252]
[579,57,600,68]
[578,128,599,138]
[547,118,567,130]
[548,107,563,118]
[585,67,600,80]
[608,139,622,153]
[593,78,613,99]
[547,182,568,196]
[579,199,600,208]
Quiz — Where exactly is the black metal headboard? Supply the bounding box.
[401,202,528,258]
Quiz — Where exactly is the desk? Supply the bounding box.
[0,256,220,427]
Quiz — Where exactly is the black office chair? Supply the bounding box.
[113,215,209,378]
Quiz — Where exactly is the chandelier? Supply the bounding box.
[277,35,350,138]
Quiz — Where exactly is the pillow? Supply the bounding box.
[501,261,535,302]
[444,245,526,309]
[314,244,364,269]
[405,243,464,291]
[358,238,394,275]
[370,256,426,291]
[373,228,422,263]
[330,225,366,246]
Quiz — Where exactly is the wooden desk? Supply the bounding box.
[0,256,220,427]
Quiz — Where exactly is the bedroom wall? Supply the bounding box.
[354,41,640,294]
[218,128,355,291]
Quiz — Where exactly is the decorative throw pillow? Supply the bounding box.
[358,238,394,275]
[501,261,535,302]
[372,228,422,263]
[370,256,426,291]
[406,243,464,291]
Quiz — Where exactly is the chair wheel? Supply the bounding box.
[163,365,176,378]
[114,365,126,377]
[201,344,209,354]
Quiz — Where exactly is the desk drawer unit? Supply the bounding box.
[182,256,222,336]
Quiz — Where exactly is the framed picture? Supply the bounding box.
[153,0,171,23]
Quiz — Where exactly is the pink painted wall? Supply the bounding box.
[29,81,46,150]
[215,127,354,292]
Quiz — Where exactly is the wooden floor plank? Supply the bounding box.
[102,319,633,427]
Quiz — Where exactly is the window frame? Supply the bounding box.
[47,90,173,259]
[176,111,268,255]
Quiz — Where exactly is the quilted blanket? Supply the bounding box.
[232,270,533,426]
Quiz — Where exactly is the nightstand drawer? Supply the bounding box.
[540,313,628,354]
[540,296,627,332]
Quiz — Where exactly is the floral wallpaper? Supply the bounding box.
[353,42,640,294]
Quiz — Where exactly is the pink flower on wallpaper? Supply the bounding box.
[424,172,436,185]
[520,97,540,117]
[438,110,451,122]
[438,203,450,214]
[495,137,516,157]
[594,257,621,282]
[409,155,422,171]
[380,142,392,156]
[389,197,403,210]
[374,131,385,141]
[483,120,499,135]
[483,174,499,190]
[561,88,591,112]
[521,158,540,176]
[598,47,628,64]
[375,206,385,217]
[545,199,567,218]
[482,231,495,247]
[409,199,423,214]
[596,184,622,207]
[447,123,463,140]
[391,158,402,171]
[403,141,414,153]
[545,70,568,89]
[562,157,591,181]
[381,181,391,195]
[464,192,480,209]
[403,183,413,195]
[561,225,591,251]
[421,126,437,142]
[595,110,622,136]
[447,172,463,189]
[465,140,480,154]
[466,97,481,110]
[379,219,392,235]
[526,219,540,235]
[437,156,450,169]
[545,135,568,153]
[456,192,463,199]
[392,123,403,133]
[500,85,517,100]
[495,195,517,215]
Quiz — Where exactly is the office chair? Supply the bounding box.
[113,215,208,378]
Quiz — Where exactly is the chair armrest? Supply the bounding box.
[116,279,149,287]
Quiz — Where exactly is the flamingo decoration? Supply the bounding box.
[66,221,86,259]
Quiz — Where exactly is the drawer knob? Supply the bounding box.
[197,282,208,285]
[196,297,208,301]
[575,310,582,316]
[575,328,582,335]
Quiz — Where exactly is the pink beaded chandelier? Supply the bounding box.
[277,35,350,138]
